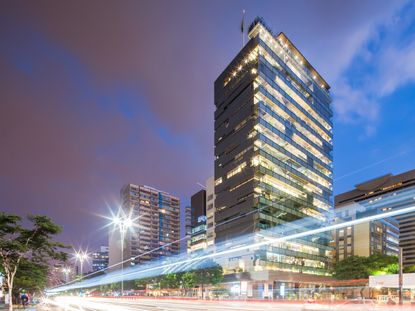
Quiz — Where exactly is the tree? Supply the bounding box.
[130,261,223,298]
[0,213,68,311]
[384,263,399,274]
[192,260,223,299]
[404,265,415,273]
[160,273,180,289]
[333,254,400,280]
[332,256,369,280]
[366,253,398,275]
[181,271,196,290]
[13,258,48,294]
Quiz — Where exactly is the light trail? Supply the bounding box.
[55,196,289,288]
[47,203,415,293]
[44,296,138,311]
[43,296,414,311]
[121,204,415,278]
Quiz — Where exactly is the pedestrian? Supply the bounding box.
[21,292,29,307]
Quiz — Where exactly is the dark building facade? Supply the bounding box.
[189,189,207,252]
[214,18,333,276]
[191,190,207,227]
[335,169,415,267]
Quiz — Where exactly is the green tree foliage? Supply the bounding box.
[13,258,48,293]
[0,212,68,311]
[332,256,369,280]
[366,253,398,275]
[193,262,223,299]
[194,263,224,287]
[333,254,399,280]
[404,265,415,273]
[160,273,180,289]
[181,271,196,289]
[384,263,399,274]
[129,259,224,297]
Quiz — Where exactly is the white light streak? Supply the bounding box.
[48,204,415,293]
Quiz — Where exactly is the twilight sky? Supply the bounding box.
[1,0,415,249]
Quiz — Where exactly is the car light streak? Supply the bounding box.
[47,204,415,293]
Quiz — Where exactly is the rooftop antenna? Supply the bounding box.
[196,182,206,189]
[241,9,246,47]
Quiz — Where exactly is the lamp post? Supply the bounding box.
[112,215,132,296]
[62,267,71,283]
[75,251,88,281]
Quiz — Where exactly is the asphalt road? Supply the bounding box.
[39,297,413,311]
[42,297,305,311]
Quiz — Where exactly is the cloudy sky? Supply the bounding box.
[1,0,415,249]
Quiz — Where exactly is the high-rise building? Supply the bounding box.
[206,176,216,247]
[191,190,207,228]
[183,205,192,252]
[188,189,207,252]
[92,246,109,272]
[109,184,180,269]
[214,17,333,278]
[334,170,415,267]
[187,178,216,252]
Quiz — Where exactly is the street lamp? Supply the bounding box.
[112,215,133,296]
[75,250,88,280]
[62,267,71,283]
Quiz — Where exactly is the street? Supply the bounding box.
[37,297,415,311]
[43,297,303,311]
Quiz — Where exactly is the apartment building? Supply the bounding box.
[335,170,415,267]
[109,184,180,268]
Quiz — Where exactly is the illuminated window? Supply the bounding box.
[227,162,247,179]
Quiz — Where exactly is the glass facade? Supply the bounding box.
[92,246,109,272]
[214,19,333,275]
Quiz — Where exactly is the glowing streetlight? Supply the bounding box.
[112,214,133,296]
[74,250,88,280]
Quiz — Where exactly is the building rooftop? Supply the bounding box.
[123,183,179,199]
[335,169,415,207]
[248,16,330,90]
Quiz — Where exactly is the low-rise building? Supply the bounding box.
[334,169,415,266]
